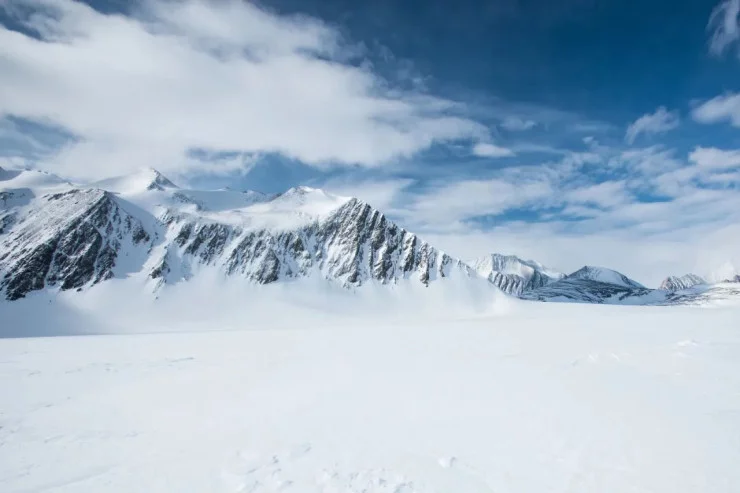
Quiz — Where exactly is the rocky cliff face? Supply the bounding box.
[660,274,706,292]
[2,167,739,306]
[470,253,563,295]
[0,170,472,300]
[153,197,470,288]
[0,189,151,300]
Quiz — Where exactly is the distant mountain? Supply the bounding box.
[565,266,645,289]
[1,166,738,307]
[522,266,652,304]
[660,274,706,292]
[471,253,563,295]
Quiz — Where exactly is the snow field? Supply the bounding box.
[1,302,739,492]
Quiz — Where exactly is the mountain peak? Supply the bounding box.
[285,185,317,194]
[267,185,352,214]
[92,167,178,194]
[138,167,178,190]
[566,266,645,288]
[660,274,705,292]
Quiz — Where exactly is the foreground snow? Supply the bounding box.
[1,301,739,492]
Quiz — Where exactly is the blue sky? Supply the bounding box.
[1,0,740,283]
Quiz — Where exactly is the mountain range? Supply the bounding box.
[1,166,738,306]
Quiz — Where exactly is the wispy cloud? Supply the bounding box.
[708,0,740,57]
[625,106,680,144]
[500,117,537,131]
[374,138,740,284]
[0,0,489,180]
[689,146,740,169]
[471,142,515,158]
[692,92,740,127]
[318,176,415,212]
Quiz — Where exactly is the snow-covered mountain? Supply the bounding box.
[522,266,652,304]
[470,253,564,295]
[0,167,474,301]
[565,266,645,289]
[1,166,739,307]
[660,273,706,292]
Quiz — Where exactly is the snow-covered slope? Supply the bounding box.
[470,253,564,295]
[660,273,706,291]
[0,168,474,300]
[0,189,151,300]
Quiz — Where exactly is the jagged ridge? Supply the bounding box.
[158,198,471,289]
[0,189,150,300]
[660,274,706,292]
[0,172,473,300]
[1,167,739,306]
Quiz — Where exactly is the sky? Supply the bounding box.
[1,0,740,285]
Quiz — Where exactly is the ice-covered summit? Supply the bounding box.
[92,167,179,194]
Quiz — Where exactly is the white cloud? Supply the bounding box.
[708,0,740,57]
[382,144,740,285]
[625,106,680,144]
[472,143,515,158]
[319,177,414,212]
[612,146,682,177]
[692,92,740,127]
[500,117,537,131]
[564,181,631,208]
[688,146,740,169]
[400,176,553,229]
[0,0,488,180]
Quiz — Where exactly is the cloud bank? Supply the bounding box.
[0,0,488,180]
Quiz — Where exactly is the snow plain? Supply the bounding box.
[2,284,740,493]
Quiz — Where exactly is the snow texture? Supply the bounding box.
[0,299,739,492]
